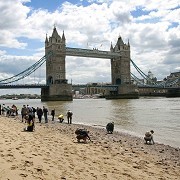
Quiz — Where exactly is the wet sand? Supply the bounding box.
[0,115,179,180]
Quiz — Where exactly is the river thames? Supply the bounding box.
[1,97,180,148]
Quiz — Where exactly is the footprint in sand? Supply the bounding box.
[11,164,19,170]
[23,160,34,167]
[19,173,28,177]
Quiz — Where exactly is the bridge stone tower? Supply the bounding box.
[109,36,138,98]
[41,27,72,101]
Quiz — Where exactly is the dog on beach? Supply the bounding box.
[75,128,91,143]
[144,130,154,144]
[106,122,114,134]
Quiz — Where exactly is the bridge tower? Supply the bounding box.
[41,27,72,101]
[109,36,138,98]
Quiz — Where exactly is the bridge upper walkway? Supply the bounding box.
[66,47,121,59]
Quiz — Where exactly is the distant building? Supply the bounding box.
[167,72,180,79]
[146,70,157,85]
[165,72,180,87]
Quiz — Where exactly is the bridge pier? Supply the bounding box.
[41,84,72,101]
[105,84,139,99]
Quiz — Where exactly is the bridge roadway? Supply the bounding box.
[0,84,48,89]
[0,84,119,91]
[0,84,178,90]
[66,47,122,59]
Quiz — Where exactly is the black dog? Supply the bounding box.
[106,122,114,134]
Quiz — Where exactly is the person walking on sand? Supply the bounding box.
[43,106,48,123]
[51,109,55,121]
[67,110,73,124]
[21,105,28,122]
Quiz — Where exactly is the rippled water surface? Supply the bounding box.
[1,97,180,148]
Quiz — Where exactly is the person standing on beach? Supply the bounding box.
[37,107,43,123]
[67,110,73,124]
[51,109,55,121]
[43,106,48,123]
[21,105,28,122]
[1,104,5,116]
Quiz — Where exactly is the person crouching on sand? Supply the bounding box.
[144,130,154,144]
[58,114,64,123]
[24,114,35,132]
[75,129,91,143]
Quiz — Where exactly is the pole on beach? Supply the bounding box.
[0,104,1,115]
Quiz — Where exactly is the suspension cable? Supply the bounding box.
[0,51,52,84]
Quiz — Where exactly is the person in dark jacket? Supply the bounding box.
[43,106,48,123]
[67,110,73,124]
[37,107,43,123]
[51,109,55,121]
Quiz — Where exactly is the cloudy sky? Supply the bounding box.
[0,0,179,95]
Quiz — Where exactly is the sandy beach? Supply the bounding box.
[0,115,179,180]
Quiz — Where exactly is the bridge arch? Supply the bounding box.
[116,78,121,85]
[47,76,53,85]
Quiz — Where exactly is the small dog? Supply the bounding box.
[75,129,91,143]
[144,130,154,144]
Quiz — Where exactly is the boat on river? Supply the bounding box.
[12,97,18,100]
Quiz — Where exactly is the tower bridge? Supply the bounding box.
[40,27,138,101]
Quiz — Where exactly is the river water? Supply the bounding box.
[1,97,180,148]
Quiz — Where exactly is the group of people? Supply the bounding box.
[76,121,155,144]
[22,106,73,131]
[21,105,73,124]
[0,104,18,117]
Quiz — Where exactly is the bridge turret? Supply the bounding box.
[51,27,61,44]
[128,39,130,47]
[114,36,124,51]
[45,34,48,46]
[110,42,113,52]
[62,30,66,42]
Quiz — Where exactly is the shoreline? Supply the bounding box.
[0,115,180,179]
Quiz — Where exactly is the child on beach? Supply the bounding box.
[24,114,35,132]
